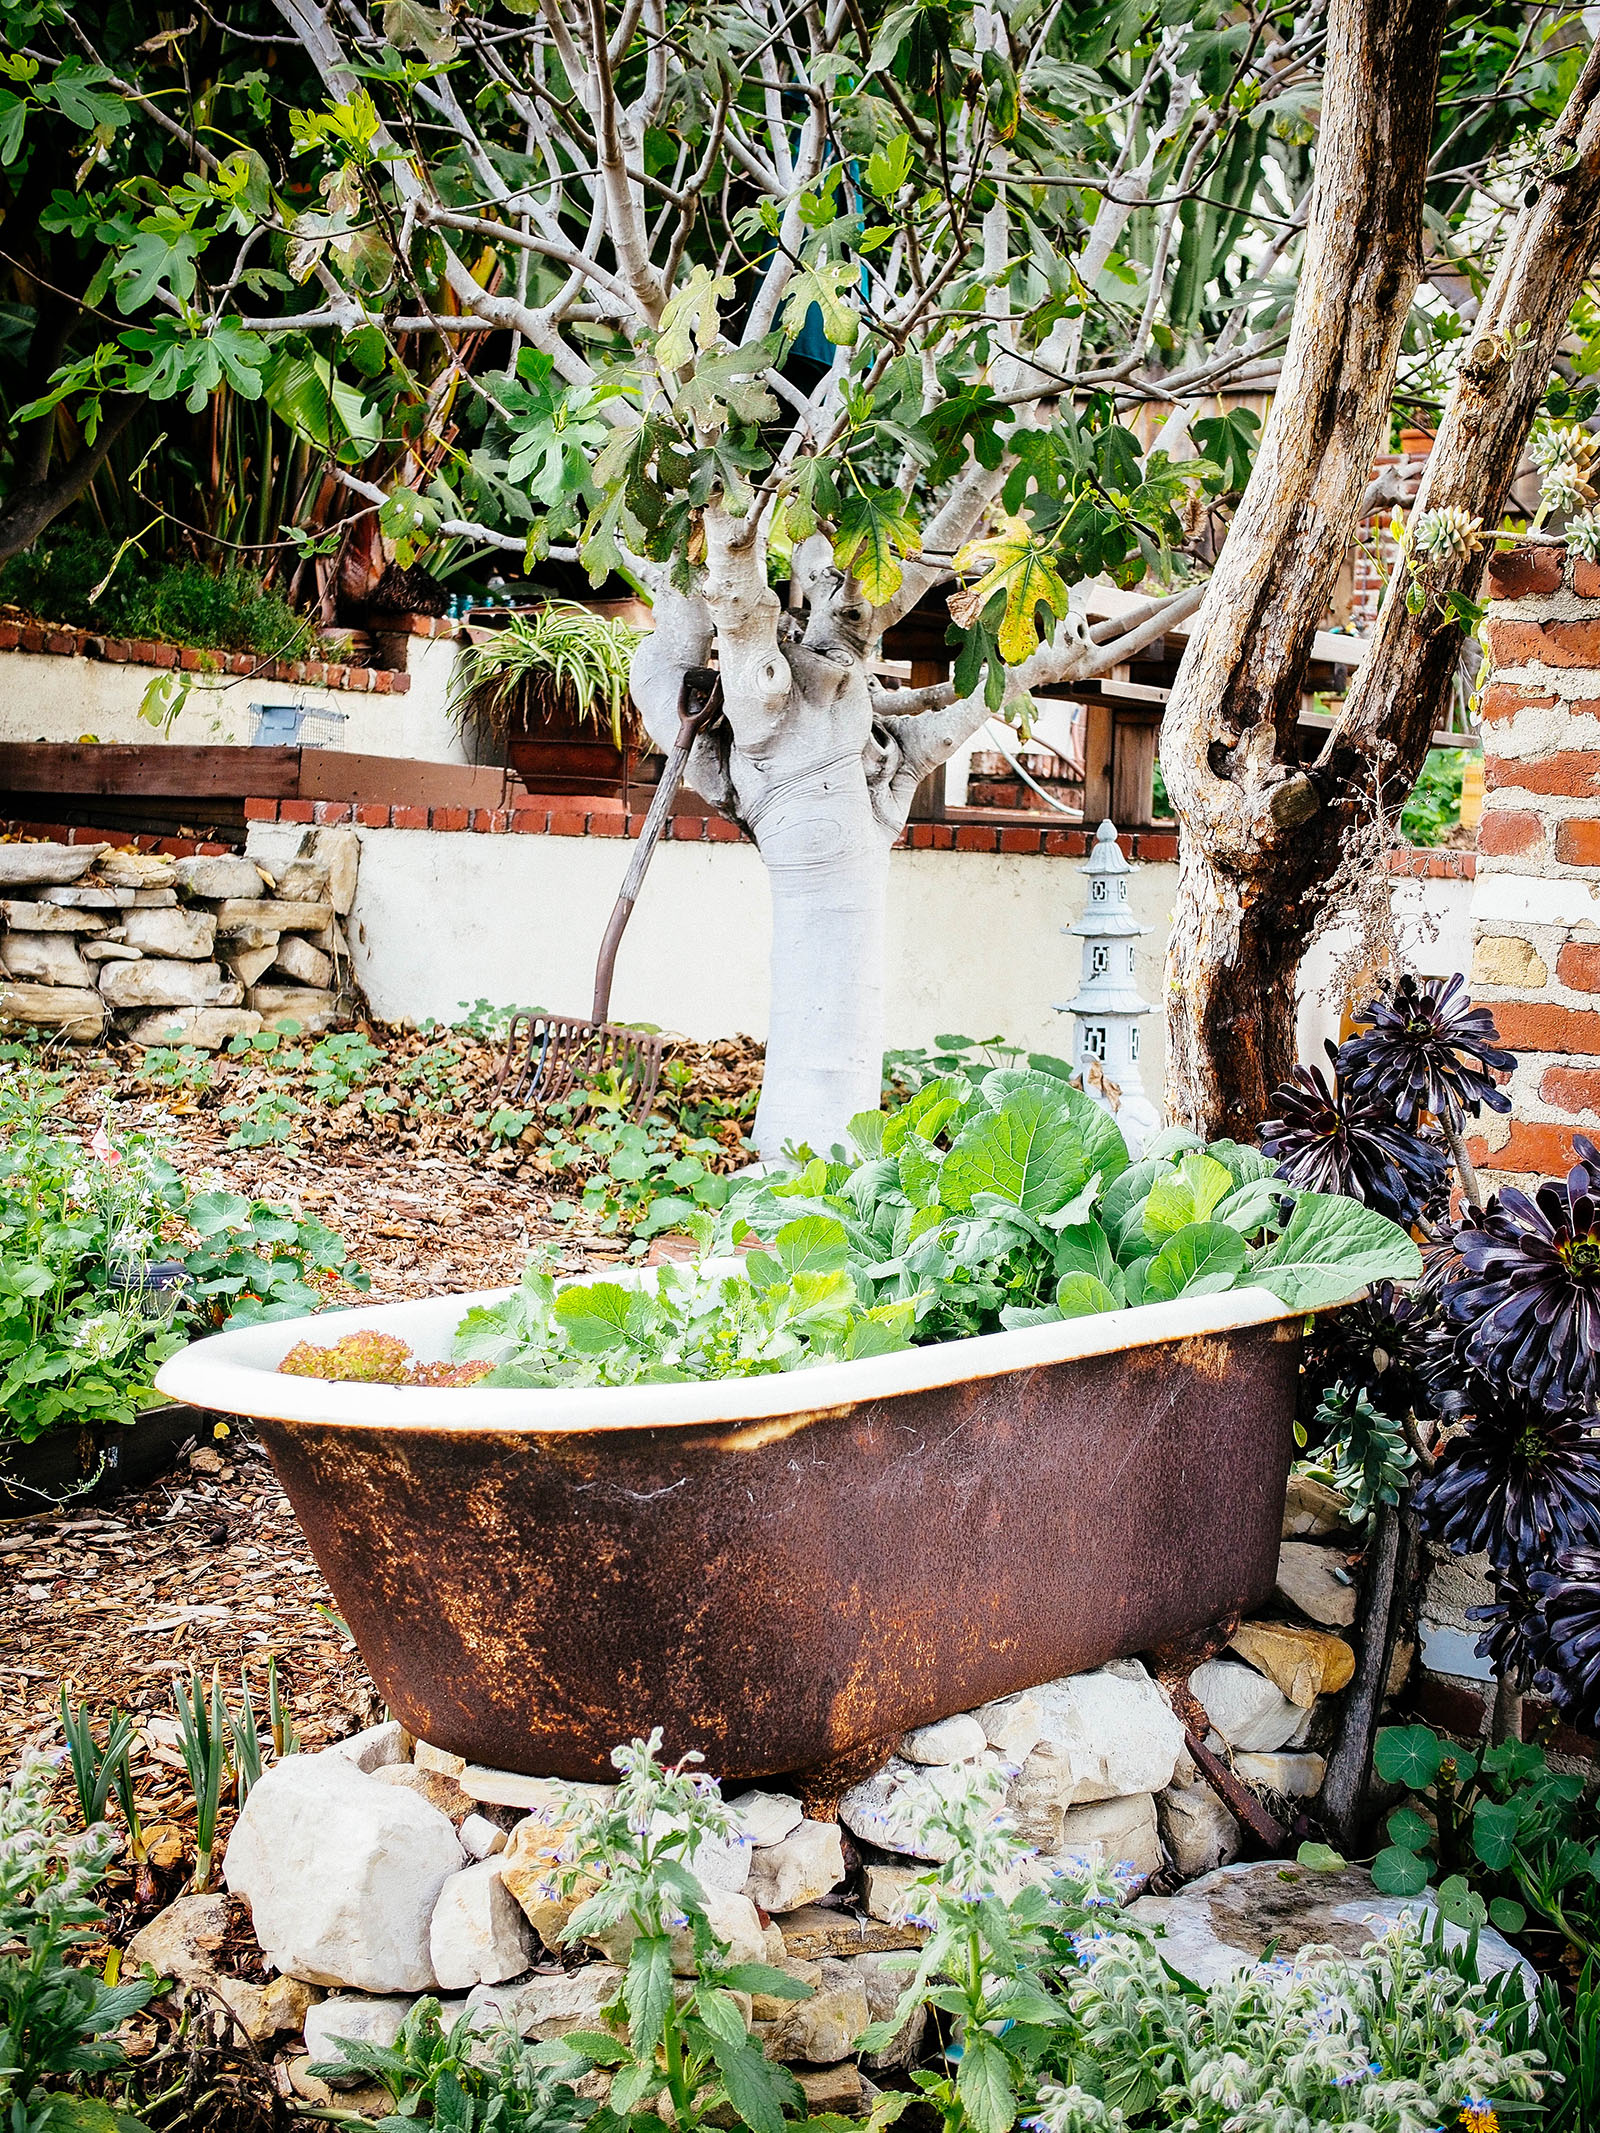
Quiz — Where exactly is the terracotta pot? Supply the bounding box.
[158,1280,1303,1782]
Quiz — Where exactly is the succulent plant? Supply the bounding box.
[1567,509,1600,564]
[1411,1384,1600,1575]
[1259,1045,1449,1227]
[1526,1548,1600,1731]
[1340,973,1512,1133]
[1444,1142,1600,1411]
[1305,1278,1450,1422]
[1405,505,1485,570]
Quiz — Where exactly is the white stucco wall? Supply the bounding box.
[246,819,1476,1085]
[0,635,468,764]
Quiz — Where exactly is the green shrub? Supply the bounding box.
[0,528,312,658]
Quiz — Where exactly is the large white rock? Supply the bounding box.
[1275,1542,1359,1627]
[730,1791,804,1849]
[273,934,334,988]
[745,1820,846,1914]
[1006,1666,1186,1847]
[99,958,222,1008]
[304,1994,416,2070]
[212,896,333,933]
[854,1950,927,2071]
[175,855,268,900]
[1052,1793,1163,1888]
[840,1757,1003,1862]
[976,1692,1046,1765]
[0,842,105,886]
[224,1753,463,1991]
[327,1720,410,1773]
[0,982,104,1034]
[1234,1751,1327,1798]
[898,1714,988,1766]
[465,1963,624,2039]
[247,983,339,1031]
[0,899,106,932]
[1156,1776,1241,1879]
[98,851,177,890]
[429,1861,534,1990]
[1127,1860,1537,1992]
[2,934,93,986]
[121,1008,263,1050]
[760,1956,868,2064]
[121,905,217,960]
[1189,1660,1312,1753]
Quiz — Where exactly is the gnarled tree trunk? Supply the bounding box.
[1163,17,1600,1141]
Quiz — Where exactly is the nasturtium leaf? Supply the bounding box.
[1296,1841,1346,1873]
[1385,1804,1434,1853]
[1370,1845,1431,1898]
[1247,1192,1422,1309]
[1141,1220,1245,1302]
[1471,1799,1521,1872]
[1488,1896,1527,1933]
[1436,1874,1487,1928]
[1373,1725,1444,1791]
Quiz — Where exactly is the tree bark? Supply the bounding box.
[1161,0,1450,1138]
[0,400,140,570]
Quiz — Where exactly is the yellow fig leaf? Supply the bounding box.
[950,517,1071,664]
[655,264,736,374]
[833,488,920,607]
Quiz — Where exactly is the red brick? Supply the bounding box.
[277,800,315,824]
[668,816,705,841]
[1487,545,1564,598]
[313,800,353,825]
[1559,941,1600,992]
[580,811,620,838]
[512,808,548,834]
[323,665,347,691]
[1479,684,1556,727]
[179,647,203,671]
[1488,616,1600,669]
[102,638,131,663]
[996,826,1037,853]
[390,805,429,831]
[1467,1118,1598,1177]
[243,798,279,823]
[1575,558,1600,600]
[198,841,229,857]
[391,672,412,695]
[1477,809,1544,857]
[430,806,469,832]
[0,620,19,650]
[906,824,934,848]
[20,625,46,652]
[1138,831,1179,862]
[45,629,77,656]
[550,810,588,837]
[347,668,374,692]
[1493,1001,1600,1054]
[1416,1675,1487,1740]
[955,825,998,851]
[156,837,198,857]
[1486,750,1600,798]
[1557,817,1600,866]
[470,808,509,833]
[373,670,393,695]
[1541,1064,1600,1113]
[355,804,391,828]
[155,642,179,668]
[704,816,740,843]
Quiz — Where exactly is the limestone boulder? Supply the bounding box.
[429,1861,534,1990]
[796,2065,862,2113]
[131,888,177,907]
[1006,1666,1186,1847]
[1228,1621,1354,1707]
[1234,1751,1327,1798]
[1053,1793,1163,1888]
[277,858,333,904]
[840,1757,1001,1862]
[273,934,335,989]
[759,1957,867,2065]
[1127,1860,1537,1992]
[99,958,222,1009]
[862,1863,922,1925]
[0,842,105,886]
[0,899,106,932]
[2,934,94,986]
[223,1752,463,1991]
[212,897,333,933]
[304,1994,415,2076]
[328,1720,410,1773]
[1189,1659,1312,1753]
[0,982,104,1035]
[1275,1542,1358,1628]
[854,1951,927,2072]
[460,1815,507,1860]
[499,1813,596,1947]
[749,1959,820,2021]
[175,855,268,900]
[975,1691,1046,1765]
[126,1893,315,2041]
[591,1886,766,1974]
[83,941,141,963]
[121,906,217,960]
[465,1963,623,2040]
[374,1763,472,1825]
[41,884,127,908]
[730,1791,804,1849]
[98,852,177,890]
[247,983,340,1032]
[1282,1474,1354,1539]
[1156,1776,1241,1880]
[898,1714,987,1766]
[744,1820,845,1915]
[122,1008,263,1050]
[223,942,279,988]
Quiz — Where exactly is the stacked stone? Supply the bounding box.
[0,828,360,1049]
[1469,539,1600,1184]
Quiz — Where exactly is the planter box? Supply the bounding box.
[0,1401,203,1518]
[157,1282,1303,1783]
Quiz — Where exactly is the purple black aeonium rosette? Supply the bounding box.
[1261,974,1600,1729]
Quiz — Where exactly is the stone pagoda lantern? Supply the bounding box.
[1058,819,1161,1156]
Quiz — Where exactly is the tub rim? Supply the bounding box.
[155,1263,1319,1436]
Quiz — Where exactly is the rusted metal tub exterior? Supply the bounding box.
[158,1283,1304,1782]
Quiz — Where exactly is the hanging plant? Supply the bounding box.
[448,600,648,750]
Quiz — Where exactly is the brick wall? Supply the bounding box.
[1469,540,1600,1183]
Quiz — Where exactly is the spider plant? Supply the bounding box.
[449,600,646,750]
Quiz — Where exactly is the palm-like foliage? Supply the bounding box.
[450,603,647,750]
